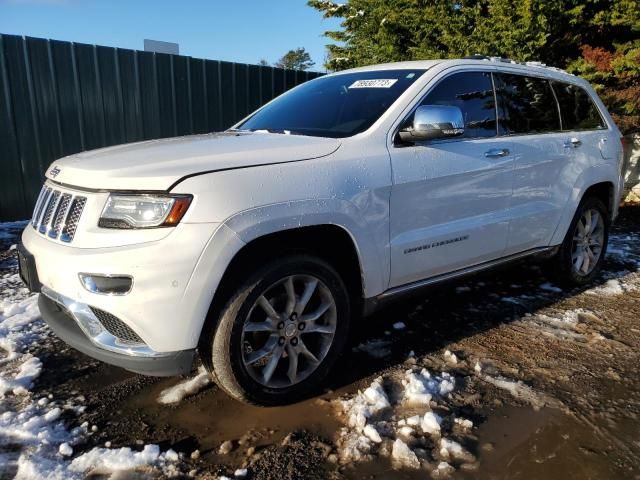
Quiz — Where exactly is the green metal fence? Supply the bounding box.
[0,34,323,221]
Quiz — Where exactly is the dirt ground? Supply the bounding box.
[2,206,639,480]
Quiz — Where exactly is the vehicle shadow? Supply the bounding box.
[324,204,640,395]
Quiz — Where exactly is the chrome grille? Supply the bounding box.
[89,306,145,345]
[31,185,86,243]
[61,197,86,242]
[49,193,72,238]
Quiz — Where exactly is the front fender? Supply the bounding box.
[222,198,388,298]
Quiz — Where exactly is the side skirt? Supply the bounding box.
[363,245,560,316]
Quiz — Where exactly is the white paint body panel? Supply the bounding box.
[45,133,340,191]
[23,59,623,357]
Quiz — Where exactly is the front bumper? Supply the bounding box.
[38,293,194,376]
[21,222,222,353]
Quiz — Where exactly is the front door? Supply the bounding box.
[388,71,514,288]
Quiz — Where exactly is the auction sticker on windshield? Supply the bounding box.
[349,79,398,88]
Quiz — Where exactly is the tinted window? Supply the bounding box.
[418,72,497,138]
[238,70,425,138]
[551,82,606,130]
[496,74,560,134]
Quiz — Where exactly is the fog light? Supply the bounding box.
[79,273,133,295]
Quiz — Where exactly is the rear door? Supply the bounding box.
[388,70,515,287]
[551,80,612,161]
[495,73,570,254]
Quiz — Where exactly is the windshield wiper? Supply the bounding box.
[249,128,303,136]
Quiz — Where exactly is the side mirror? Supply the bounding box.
[398,105,464,142]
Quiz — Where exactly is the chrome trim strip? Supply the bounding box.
[41,286,172,358]
[78,273,134,296]
[35,188,53,230]
[39,190,60,235]
[30,183,86,243]
[31,187,47,228]
[378,246,557,300]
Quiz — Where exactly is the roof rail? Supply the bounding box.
[463,55,571,74]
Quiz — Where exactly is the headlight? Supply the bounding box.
[98,194,192,229]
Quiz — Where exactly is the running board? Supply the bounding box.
[363,246,559,315]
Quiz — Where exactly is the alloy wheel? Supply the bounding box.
[571,208,605,276]
[240,274,337,388]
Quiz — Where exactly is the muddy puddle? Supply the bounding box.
[468,406,631,480]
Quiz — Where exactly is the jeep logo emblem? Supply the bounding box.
[49,166,61,178]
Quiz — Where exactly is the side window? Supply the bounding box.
[496,74,561,134]
[551,82,606,130]
[418,71,497,139]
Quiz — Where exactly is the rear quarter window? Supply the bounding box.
[495,73,561,135]
[551,82,606,130]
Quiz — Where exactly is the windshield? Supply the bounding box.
[237,69,426,138]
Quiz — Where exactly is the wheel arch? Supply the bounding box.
[198,222,369,351]
[550,165,619,246]
[581,181,616,217]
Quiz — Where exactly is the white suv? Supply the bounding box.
[19,58,623,405]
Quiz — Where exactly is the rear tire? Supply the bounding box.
[551,196,610,286]
[200,254,350,406]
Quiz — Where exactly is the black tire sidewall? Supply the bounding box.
[211,255,350,405]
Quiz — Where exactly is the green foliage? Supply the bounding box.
[568,42,640,133]
[274,47,316,71]
[308,0,639,130]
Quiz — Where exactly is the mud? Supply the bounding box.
[4,206,640,479]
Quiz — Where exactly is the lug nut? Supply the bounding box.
[278,337,286,346]
[277,321,285,330]
[290,337,298,346]
[290,313,298,321]
[298,322,306,331]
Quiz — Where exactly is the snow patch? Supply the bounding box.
[0,222,187,479]
[443,350,458,365]
[421,411,442,435]
[481,374,558,409]
[341,377,390,429]
[333,367,469,471]
[158,366,211,404]
[58,443,73,457]
[439,438,474,462]
[363,424,381,443]
[391,439,420,469]
[540,282,563,293]
[586,278,638,296]
[402,368,455,405]
[433,461,455,477]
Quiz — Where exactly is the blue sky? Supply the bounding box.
[0,0,341,71]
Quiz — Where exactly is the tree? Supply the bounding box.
[307,0,639,131]
[308,0,639,68]
[567,43,640,134]
[274,47,315,70]
[258,59,270,66]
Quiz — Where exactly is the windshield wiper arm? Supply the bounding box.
[250,128,303,135]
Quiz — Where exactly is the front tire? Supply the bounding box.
[552,196,610,286]
[201,254,351,406]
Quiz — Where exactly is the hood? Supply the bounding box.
[46,132,341,191]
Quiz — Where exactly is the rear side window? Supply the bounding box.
[496,74,560,134]
[418,71,497,139]
[551,82,606,130]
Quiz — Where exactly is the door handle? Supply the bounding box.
[564,137,582,148]
[484,148,510,158]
